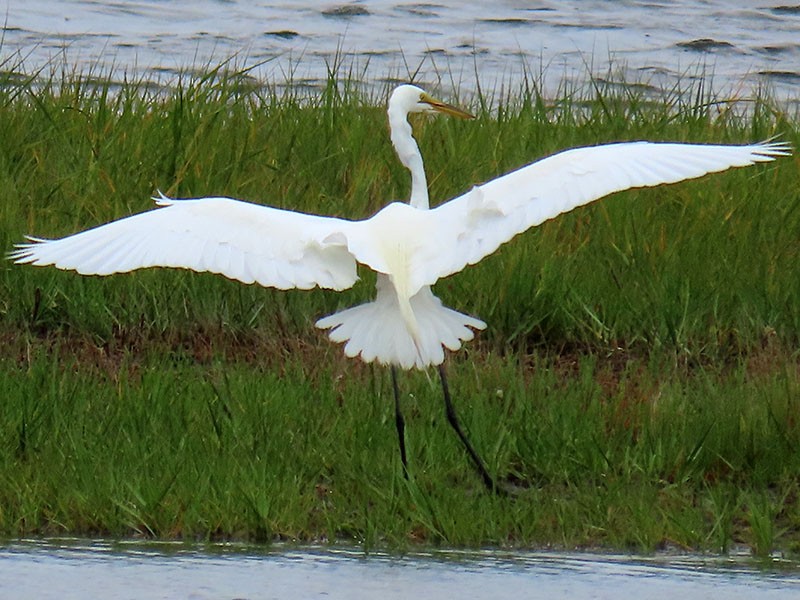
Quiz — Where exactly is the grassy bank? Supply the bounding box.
[0,64,799,554]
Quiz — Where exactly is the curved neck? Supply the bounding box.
[388,105,429,209]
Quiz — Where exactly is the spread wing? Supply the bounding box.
[405,140,790,293]
[11,194,359,291]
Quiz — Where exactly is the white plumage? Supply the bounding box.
[11,85,791,370]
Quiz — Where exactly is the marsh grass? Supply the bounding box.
[0,61,799,553]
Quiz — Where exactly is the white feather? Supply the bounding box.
[403,140,790,294]
[12,196,359,292]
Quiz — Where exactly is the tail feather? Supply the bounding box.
[316,276,485,369]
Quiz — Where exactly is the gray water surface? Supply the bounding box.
[2,0,800,104]
[1,540,799,600]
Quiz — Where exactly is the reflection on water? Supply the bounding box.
[1,0,800,106]
[1,539,798,600]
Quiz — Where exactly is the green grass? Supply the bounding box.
[2,348,799,552]
[0,61,799,554]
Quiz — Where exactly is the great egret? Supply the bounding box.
[11,84,790,493]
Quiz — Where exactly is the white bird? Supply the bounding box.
[11,84,790,493]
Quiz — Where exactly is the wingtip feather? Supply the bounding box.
[8,236,52,263]
[753,138,793,158]
[152,190,173,206]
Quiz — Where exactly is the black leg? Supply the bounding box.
[391,366,408,478]
[438,364,505,495]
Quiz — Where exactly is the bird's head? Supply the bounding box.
[389,84,474,120]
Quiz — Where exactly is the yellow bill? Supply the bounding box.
[419,92,474,119]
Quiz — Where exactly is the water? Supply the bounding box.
[1,540,799,600]
[2,0,800,105]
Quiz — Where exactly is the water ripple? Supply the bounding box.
[1,539,798,600]
[0,1,798,104]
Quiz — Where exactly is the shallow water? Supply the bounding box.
[2,0,800,105]
[1,540,799,600]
